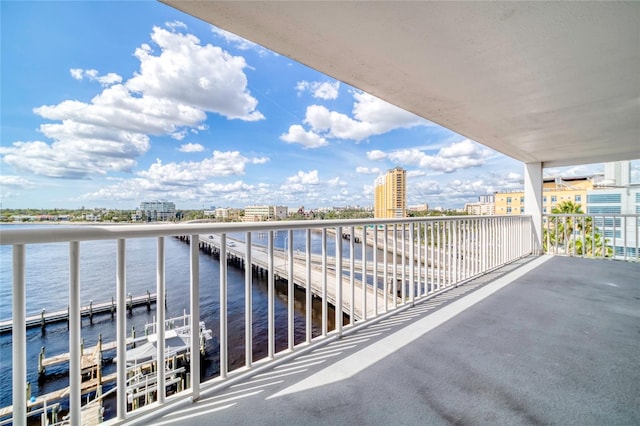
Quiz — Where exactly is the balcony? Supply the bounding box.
[1,214,638,425]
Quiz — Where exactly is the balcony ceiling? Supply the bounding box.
[163,1,640,167]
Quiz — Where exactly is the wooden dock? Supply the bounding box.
[0,372,117,420]
[0,292,157,334]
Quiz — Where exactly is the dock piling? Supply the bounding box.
[38,347,45,377]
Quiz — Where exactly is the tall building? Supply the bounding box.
[374,167,406,218]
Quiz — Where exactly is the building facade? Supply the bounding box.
[138,200,176,221]
[243,205,288,222]
[374,167,406,218]
[464,202,495,215]
[495,177,594,215]
[587,161,639,257]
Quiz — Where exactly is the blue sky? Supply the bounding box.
[1,2,634,211]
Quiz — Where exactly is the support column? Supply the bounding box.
[524,162,543,254]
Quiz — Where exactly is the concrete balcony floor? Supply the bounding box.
[135,255,640,425]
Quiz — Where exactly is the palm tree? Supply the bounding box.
[544,200,612,258]
[571,232,614,257]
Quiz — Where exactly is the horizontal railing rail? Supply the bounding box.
[543,213,640,261]
[1,215,534,425]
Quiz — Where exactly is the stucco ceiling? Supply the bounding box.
[163,1,640,167]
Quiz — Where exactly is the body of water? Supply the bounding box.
[0,224,372,413]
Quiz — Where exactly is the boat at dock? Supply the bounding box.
[0,313,212,425]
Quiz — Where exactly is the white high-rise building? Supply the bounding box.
[138,200,176,221]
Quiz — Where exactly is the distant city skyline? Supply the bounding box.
[1,2,638,210]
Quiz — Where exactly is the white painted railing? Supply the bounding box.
[1,215,534,425]
[543,214,640,261]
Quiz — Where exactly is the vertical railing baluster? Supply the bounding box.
[459,220,464,280]
[383,224,388,312]
[447,221,452,287]
[424,221,429,294]
[268,231,274,358]
[350,226,356,323]
[12,244,26,425]
[392,224,398,308]
[220,233,227,378]
[409,222,415,305]
[601,215,606,259]
[473,219,478,276]
[401,224,406,303]
[335,226,343,336]
[245,232,253,368]
[157,237,166,403]
[429,222,434,293]
[452,220,457,285]
[485,218,495,271]
[612,215,615,258]
[372,225,378,317]
[190,234,200,400]
[436,221,441,290]
[493,218,498,268]
[322,228,328,335]
[416,222,421,297]
[116,239,126,419]
[361,226,367,320]
[305,229,312,342]
[287,229,294,350]
[620,216,627,260]
[69,241,81,426]
[634,216,640,262]
[481,219,486,273]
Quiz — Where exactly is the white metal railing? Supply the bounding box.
[543,214,640,261]
[1,215,534,425]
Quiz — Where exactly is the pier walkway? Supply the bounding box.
[195,234,392,320]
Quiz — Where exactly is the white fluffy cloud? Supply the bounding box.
[179,143,205,153]
[0,175,37,199]
[303,91,427,142]
[70,68,123,86]
[287,170,320,185]
[356,166,381,175]
[2,23,264,180]
[296,81,340,100]
[367,150,387,161]
[127,25,264,121]
[138,151,257,183]
[368,139,492,173]
[79,150,266,202]
[0,175,35,189]
[327,177,347,187]
[280,125,328,148]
